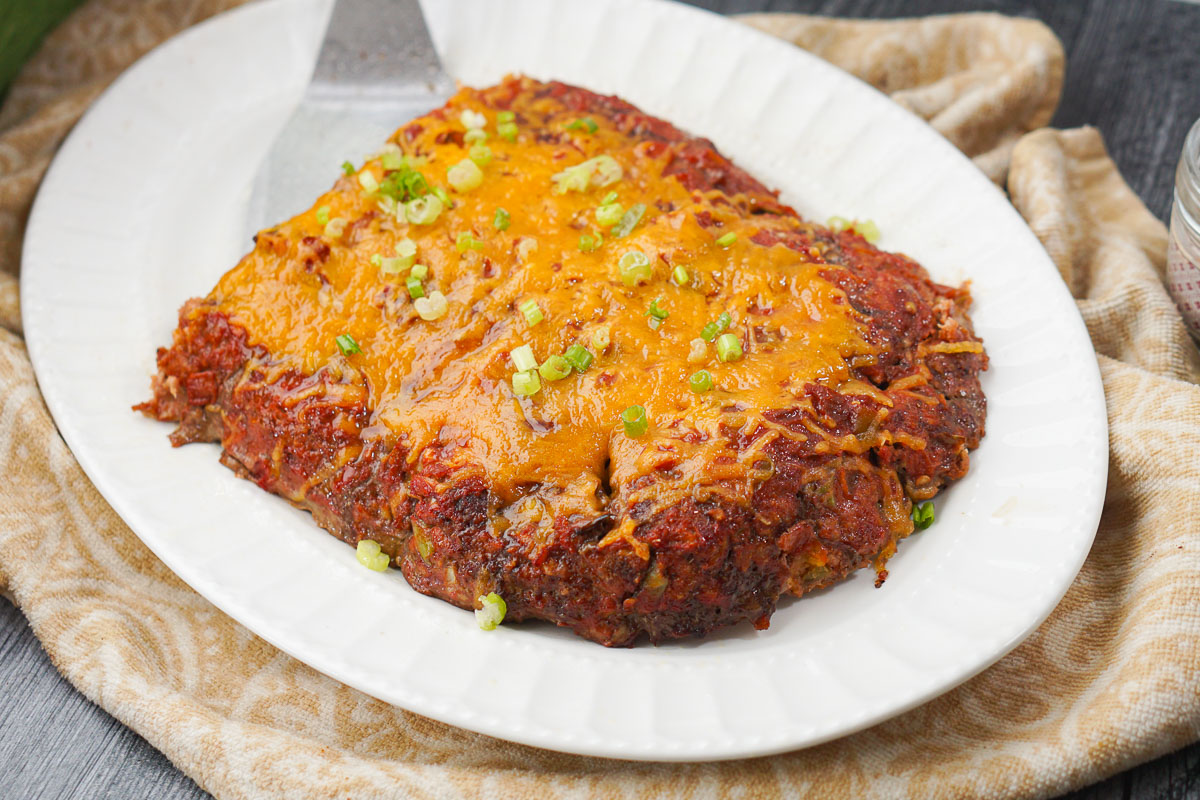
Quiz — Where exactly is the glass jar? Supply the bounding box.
[1168,116,1200,339]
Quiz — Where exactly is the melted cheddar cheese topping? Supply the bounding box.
[206,83,878,519]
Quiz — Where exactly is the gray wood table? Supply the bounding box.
[4,0,1198,797]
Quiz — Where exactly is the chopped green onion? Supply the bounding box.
[464,128,488,144]
[404,195,443,225]
[355,539,389,571]
[578,234,599,253]
[324,217,348,239]
[341,160,355,176]
[589,326,610,353]
[618,249,653,287]
[646,298,669,321]
[672,265,690,286]
[406,275,425,299]
[414,290,448,321]
[621,405,648,437]
[716,311,732,332]
[409,263,429,280]
[539,355,571,382]
[460,108,487,129]
[510,344,538,373]
[335,334,361,355]
[601,191,619,205]
[826,215,850,232]
[469,143,493,166]
[456,232,484,252]
[689,369,714,393]
[497,121,518,142]
[855,219,881,243]
[370,254,383,268]
[716,231,737,247]
[688,337,707,363]
[912,501,935,530]
[700,322,719,342]
[512,370,540,397]
[716,333,743,362]
[519,299,544,327]
[395,237,417,259]
[564,343,594,372]
[379,166,431,202]
[566,117,598,134]
[551,155,623,194]
[497,111,515,124]
[493,207,511,231]
[610,202,646,237]
[379,257,406,275]
[432,186,452,208]
[595,202,625,227]
[358,170,380,194]
[315,205,330,225]
[475,592,507,630]
[380,150,405,171]
[447,158,484,192]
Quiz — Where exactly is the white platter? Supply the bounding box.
[21,0,1108,761]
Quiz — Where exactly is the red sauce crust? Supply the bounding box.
[137,78,986,646]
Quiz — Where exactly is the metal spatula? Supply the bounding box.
[246,0,454,236]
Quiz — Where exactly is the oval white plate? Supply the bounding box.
[22,0,1107,761]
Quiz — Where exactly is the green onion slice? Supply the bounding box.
[414,290,448,321]
[551,155,623,194]
[566,117,599,134]
[496,110,515,124]
[610,202,646,237]
[672,265,690,286]
[564,343,594,372]
[716,231,737,247]
[493,207,511,231]
[335,334,362,355]
[497,121,518,142]
[601,191,619,205]
[409,263,429,281]
[355,539,389,571]
[323,217,348,239]
[456,232,484,252]
[511,370,540,397]
[379,257,406,275]
[469,143,493,166]
[380,150,405,171]
[464,128,488,144]
[700,322,719,343]
[716,311,732,332]
[406,275,425,299]
[475,592,507,630]
[538,355,572,382]
[646,298,669,321]
[341,160,355,176]
[357,170,380,194]
[578,234,598,253]
[716,333,743,362]
[447,158,484,192]
[519,299,544,327]
[460,108,487,129]
[912,501,935,530]
[315,205,331,225]
[618,249,653,287]
[689,369,714,393]
[595,202,625,228]
[621,405,648,437]
[510,344,538,373]
[404,195,443,225]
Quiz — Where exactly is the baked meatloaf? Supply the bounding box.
[137,76,987,646]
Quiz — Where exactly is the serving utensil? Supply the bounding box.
[245,0,454,235]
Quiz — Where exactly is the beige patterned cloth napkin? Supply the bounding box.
[2,3,1198,798]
